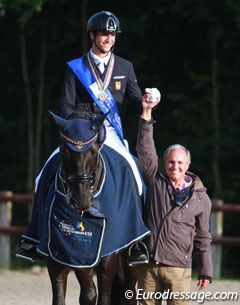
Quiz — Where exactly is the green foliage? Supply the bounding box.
[1,0,46,22]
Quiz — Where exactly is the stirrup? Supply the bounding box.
[16,240,38,262]
[128,241,149,266]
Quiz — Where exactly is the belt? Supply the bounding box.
[150,259,170,267]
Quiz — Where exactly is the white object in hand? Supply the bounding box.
[145,88,161,103]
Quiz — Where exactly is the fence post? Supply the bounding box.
[0,191,13,268]
[210,199,223,279]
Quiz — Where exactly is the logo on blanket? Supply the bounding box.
[58,219,93,242]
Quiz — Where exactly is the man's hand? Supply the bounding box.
[197,278,211,290]
[141,88,161,121]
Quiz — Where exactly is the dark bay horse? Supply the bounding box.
[17,112,149,305]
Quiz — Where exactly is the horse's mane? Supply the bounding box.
[63,105,106,145]
[70,104,94,120]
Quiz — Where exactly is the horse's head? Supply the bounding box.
[50,111,106,212]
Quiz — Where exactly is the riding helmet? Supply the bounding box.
[87,11,121,34]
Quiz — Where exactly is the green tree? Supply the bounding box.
[1,0,89,191]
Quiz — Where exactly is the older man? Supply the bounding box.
[136,95,213,305]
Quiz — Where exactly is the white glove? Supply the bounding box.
[145,88,161,103]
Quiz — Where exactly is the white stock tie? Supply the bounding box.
[97,62,105,74]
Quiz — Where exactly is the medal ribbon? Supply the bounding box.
[67,56,124,142]
[87,53,114,93]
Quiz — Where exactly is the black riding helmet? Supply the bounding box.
[87,11,121,35]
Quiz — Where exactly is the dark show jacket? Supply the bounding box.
[60,53,143,119]
[136,118,213,280]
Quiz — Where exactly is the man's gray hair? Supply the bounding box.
[163,144,191,165]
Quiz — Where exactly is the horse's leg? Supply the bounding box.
[121,259,138,305]
[95,253,117,305]
[112,249,138,305]
[74,268,97,305]
[47,259,70,305]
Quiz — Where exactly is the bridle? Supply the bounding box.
[66,171,96,184]
[60,131,98,151]
[59,150,99,189]
[57,120,106,203]
[58,144,103,199]
[59,129,99,185]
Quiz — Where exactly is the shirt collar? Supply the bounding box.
[170,174,193,190]
[90,49,111,66]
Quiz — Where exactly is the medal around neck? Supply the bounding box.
[98,92,108,101]
[87,53,114,103]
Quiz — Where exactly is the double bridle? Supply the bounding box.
[58,125,104,201]
[58,150,104,199]
[58,167,97,208]
[59,129,99,185]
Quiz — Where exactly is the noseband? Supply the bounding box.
[66,172,95,183]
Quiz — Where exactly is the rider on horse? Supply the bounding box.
[16,10,161,267]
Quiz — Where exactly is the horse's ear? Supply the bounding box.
[92,112,109,128]
[92,112,109,144]
[97,125,106,144]
[49,111,68,129]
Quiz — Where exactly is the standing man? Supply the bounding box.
[136,95,213,305]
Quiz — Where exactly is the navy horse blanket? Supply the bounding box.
[22,145,150,268]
